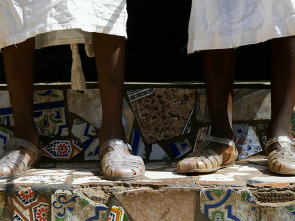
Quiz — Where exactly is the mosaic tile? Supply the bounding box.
[127,88,195,144]
[122,99,135,141]
[0,91,14,126]
[195,89,271,123]
[258,123,268,150]
[196,89,210,123]
[0,126,13,152]
[149,143,169,160]
[291,111,295,137]
[233,123,262,159]
[84,138,100,160]
[232,89,271,121]
[9,187,49,221]
[52,190,107,221]
[43,139,83,160]
[193,125,211,152]
[71,119,97,143]
[130,129,146,159]
[107,206,129,221]
[67,89,102,128]
[200,189,258,221]
[68,90,134,141]
[33,90,68,137]
[260,206,295,221]
[12,174,70,185]
[168,139,192,158]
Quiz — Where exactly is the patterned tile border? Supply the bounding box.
[43,139,83,160]
[200,188,258,221]
[71,119,97,143]
[107,206,130,221]
[52,190,107,221]
[9,187,49,221]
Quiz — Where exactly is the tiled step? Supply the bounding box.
[1,156,295,220]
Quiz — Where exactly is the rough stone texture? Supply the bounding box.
[196,89,271,122]
[67,89,102,128]
[233,89,271,121]
[128,88,195,144]
[115,188,197,221]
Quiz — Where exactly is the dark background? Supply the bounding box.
[0,0,271,83]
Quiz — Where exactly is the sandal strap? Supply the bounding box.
[99,139,131,154]
[266,136,295,149]
[4,138,40,161]
[202,135,236,149]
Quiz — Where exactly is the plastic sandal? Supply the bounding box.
[99,139,145,180]
[266,136,295,175]
[0,137,43,179]
[177,134,238,173]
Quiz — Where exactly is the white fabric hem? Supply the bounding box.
[0,22,127,49]
[188,20,295,54]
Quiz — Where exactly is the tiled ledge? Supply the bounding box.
[1,155,295,220]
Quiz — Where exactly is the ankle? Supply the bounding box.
[99,125,125,145]
[13,127,39,146]
[210,126,233,139]
[267,122,292,139]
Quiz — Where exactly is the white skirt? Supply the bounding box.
[188,0,295,53]
[0,0,127,49]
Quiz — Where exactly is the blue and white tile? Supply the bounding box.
[130,129,146,159]
[233,123,262,159]
[71,119,97,143]
[200,188,258,221]
[33,90,68,137]
[84,138,100,160]
[168,139,192,158]
[0,126,13,152]
[150,143,169,160]
[43,139,83,160]
[52,190,107,221]
[0,91,14,126]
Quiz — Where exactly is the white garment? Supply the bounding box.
[188,0,295,53]
[0,0,127,49]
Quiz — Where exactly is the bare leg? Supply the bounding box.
[1,38,39,176]
[201,49,236,162]
[267,36,295,154]
[91,33,145,179]
[91,33,128,153]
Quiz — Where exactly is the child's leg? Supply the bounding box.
[267,36,295,155]
[177,49,237,173]
[201,49,236,162]
[1,38,39,176]
[91,33,126,145]
[91,33,144,180]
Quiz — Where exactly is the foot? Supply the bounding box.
[204,129,234,164]
[0,128,39,177]
[266,126,295,156]
[177,134,238,173]
[266,125,295,175]
[99,139,145,180]
[98,125,145,180]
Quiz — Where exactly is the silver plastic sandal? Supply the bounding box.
[177,134,238,173]
[266,136,295,175]
[99,139,145,180]
[0,137,43,179]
